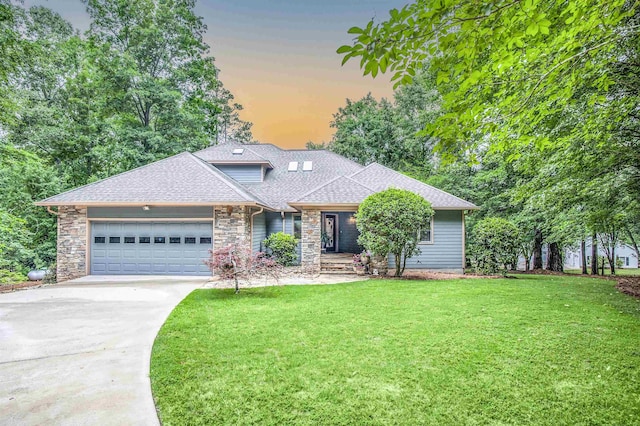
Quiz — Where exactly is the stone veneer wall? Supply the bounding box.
[300,209,321,273]
[57,206,87,282]
[214,206,251,249]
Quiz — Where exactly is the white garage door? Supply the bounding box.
[90,222,213,275]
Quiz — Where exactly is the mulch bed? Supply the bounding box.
[615,276,640,299]
[0,281,47,293]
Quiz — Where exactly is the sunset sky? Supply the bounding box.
[28,0,407,148]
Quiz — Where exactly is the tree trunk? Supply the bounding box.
[546,242,563,272]
[609,245,616,275]
[401,253,408,276]
[626,228,640,261]
[394,253,401,277]
[591,233,598,275]
[532,229,543,269]
[581,239,587,274]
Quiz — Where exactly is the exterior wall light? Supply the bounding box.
[142,205,150,211]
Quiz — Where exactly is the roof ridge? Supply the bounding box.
[342,174,377,192]
[352,162,478,208]
[38,152,193,204]
[292,175,343,202]
[292,174,375,203]
[187,153,264,204]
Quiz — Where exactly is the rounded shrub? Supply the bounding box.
[470,217,520,275]
[263,232,299,266]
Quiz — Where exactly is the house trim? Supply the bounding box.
[36,202,261,207]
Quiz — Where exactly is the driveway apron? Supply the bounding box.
[0,277,204,425]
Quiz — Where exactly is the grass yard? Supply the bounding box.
[565,268,640,276]
[151,276,640,425]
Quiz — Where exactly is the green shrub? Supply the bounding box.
[356,188,433,276]
[470,217,520,275]
[0,269,27,285]
[263,232,299,266]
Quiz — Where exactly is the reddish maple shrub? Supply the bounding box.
[205,244,281,293]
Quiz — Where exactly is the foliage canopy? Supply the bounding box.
[356,188,433,276]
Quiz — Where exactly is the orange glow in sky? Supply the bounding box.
[197,0,405,149]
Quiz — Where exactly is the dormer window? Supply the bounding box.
[288,161,299,172]
[303,161,313,171]
[232,148,244,155]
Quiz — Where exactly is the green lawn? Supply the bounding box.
[565,268,640,276]
[151,276,640,425]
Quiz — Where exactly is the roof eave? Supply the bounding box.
[35,201,262,207]
[206,160,274,169]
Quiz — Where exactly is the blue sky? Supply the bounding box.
[26,0,407,147]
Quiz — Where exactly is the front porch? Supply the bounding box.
[320,252,355,274]
[299,208,362,273]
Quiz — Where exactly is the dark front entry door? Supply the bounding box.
[324,215,336,252]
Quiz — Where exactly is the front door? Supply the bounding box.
[324,215,336,252]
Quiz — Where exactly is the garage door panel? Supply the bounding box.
[91,221,212,276]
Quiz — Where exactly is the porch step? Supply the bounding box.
[320,270,357,275]
[320,264,355,273]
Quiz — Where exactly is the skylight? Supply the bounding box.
[232,148,244,155]
[303,161,313,171]
[288,161,299,172]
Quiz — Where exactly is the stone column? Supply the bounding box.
[301,209,321,273]
[213,206,251,250]
[57,206,87,282]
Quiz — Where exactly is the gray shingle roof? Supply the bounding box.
[232,145,365,211]
[37,152,261,206]
[292,176,375,205]
[349,163,478,210]
[39,142,477,211]
[194,141,272,165]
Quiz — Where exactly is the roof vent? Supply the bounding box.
[303,161,313,171]
[288,161,299,172]
[232,148,244,155]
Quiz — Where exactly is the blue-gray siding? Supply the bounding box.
[388,210,464,271]
[252,212,267,252]
[216,164,262,182]
[88,206,213,219]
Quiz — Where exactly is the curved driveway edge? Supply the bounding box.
[0,277,205,425]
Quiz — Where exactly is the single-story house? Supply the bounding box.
[37,142,478,281]
[565,242,639,269]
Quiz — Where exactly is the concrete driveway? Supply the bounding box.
[0,276,206,425]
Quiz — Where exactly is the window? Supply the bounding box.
[288,161,298,171]
[232,148,244,155]
[139,237,151,244]
[170,237,181,244]
[302,161,312,171]
[418,217,433,243]
[109,237,120,244]
[200,237,212,244]
[154,237,166,244]
[94,237,106,244]
[185,237,196,244]
[124,237,135,244]
[626,257,630,266]
[293,215,302,239]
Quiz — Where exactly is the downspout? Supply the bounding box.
[281,211,285,232]
[47,206,59,216]
[250,207,264,252]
